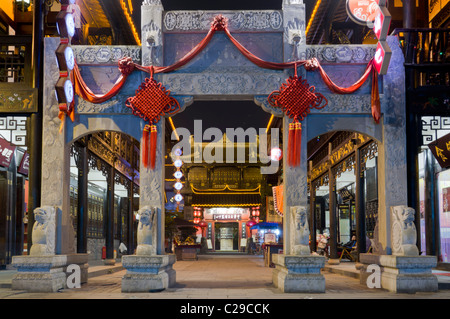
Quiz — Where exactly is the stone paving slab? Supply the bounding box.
[0,255,449,300]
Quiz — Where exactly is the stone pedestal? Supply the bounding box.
[272,254,325,293]
[11,254,89,292]
[121,254,176,292]
[359,253,438,293]
[103,259,116,266]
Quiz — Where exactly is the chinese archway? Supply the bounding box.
[70,15,381,168]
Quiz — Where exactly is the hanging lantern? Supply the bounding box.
[246,220,256,228]
[268,65,327,167]
[199,220,207,228]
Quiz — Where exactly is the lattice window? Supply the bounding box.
[0,45,26,83]
[0,116,27,148]
[365,200,378,239]
[421,116,450,146]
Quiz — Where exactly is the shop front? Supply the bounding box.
[308,132,378,260]
[191,186,261,252]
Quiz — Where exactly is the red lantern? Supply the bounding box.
[199,220,207,228]
[246,220,256,228]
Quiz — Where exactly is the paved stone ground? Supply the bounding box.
[1,254,449,300]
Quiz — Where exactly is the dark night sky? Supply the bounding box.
[172,100,273,136]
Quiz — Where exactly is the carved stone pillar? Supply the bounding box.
[11,37,88,292]
[121,0,176,292]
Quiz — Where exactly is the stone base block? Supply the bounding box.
[103,259,116,266]
[359,254,438,293]
[11,254,89,292]
[121,254,176,293]
[272,254,325,293]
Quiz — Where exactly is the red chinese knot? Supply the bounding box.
[268,74,327,122]
[125,74,180,124]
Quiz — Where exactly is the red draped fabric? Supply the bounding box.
[72,15,381,124]
[315,59,380,123]
[223,28,303,70]
[73,62,128,104]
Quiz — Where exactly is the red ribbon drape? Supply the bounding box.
[314,59,380,124]
[73,62,128,104]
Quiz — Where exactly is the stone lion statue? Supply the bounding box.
[291,206,310,255]
[29,206,56,256]
[391,205,419,256]
[136,206,157,256]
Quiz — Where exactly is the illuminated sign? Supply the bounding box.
[174,159,183,168]
[174,194,183,202]
[373,41,392,75]
[346,0,383,25]
[55,77,74,105]
[173,170,183,179]
[213,214,242,220]
[174,182,183,190]
[56,11,75,38]
[373,5,391,41]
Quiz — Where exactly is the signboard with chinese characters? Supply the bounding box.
[346,0,384,25]
[373,40,392,75]
[373,5,391,41]
[18,151,29,175]
[0,138,16,168]
[428,132,450,168]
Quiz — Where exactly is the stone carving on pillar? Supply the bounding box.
[283,0,303,4]
[391,205,419,256]
[291,206,310,255]
[142,0,162,5]
[136,206,157,256]
[29,206,56,256]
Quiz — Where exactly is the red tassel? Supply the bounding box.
[295,122,302,166]
[150,125,157,169]
[288,122,295,166]
[142,125,150,168]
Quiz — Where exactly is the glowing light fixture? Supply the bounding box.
[174,159,183,168]
[173,171,183,179]
[270,147,282,161]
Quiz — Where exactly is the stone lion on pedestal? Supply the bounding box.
[136,206,157,256]
[391,205,419,256]
[291,206,310,256]
[29,206,56,256]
